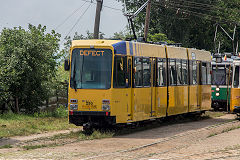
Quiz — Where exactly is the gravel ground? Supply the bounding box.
[0,113,240,160]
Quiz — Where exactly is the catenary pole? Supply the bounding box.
[94,0,103,39]
[144,0,151,41]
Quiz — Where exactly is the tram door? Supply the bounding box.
[127,56,133,120]
[151,58,157,117]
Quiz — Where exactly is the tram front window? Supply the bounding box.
[212,66,226,85]
[70,48,112,89]
[234,66,239,88]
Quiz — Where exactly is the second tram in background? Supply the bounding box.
[211,54,235,111]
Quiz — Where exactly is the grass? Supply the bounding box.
[207,133,217,138]
[20,130,114,150]
[22,144,56,150]
[0,144,13,149]
[51,130,114,141]
[203,111,225,118]
[207,125,240,138]
[0,110,77,138]
[221,125,240,134]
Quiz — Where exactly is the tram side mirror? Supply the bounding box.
[64,59,70,71]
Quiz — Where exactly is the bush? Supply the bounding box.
[33,105,67,118]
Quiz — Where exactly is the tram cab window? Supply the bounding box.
[134,57,143,87]
[201,62,207,85]
[157,58,166,86]
[212,65,226,85]
[233,66,239,88]
[169,59,177,86]
[176,60,182,85]
[207,62,211,85]
[182,60,188,85]
[113,56,127,88]
[70,48,112,89]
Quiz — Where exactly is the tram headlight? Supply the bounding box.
[216,88,220,91]
[216,93,220,97]
[70,104,78,110]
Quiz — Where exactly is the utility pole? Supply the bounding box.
[144,0,151,41]
[94,0,103,39]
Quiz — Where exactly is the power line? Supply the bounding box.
[152,1,240,25]
[64,3,92,41]
[161,0,240,13]
[80,0,123,12]
[55,1,87,30]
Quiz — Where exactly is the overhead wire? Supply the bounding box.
[152,1,240,25]
[61,3,92,45]
[167,0,240,14]
[80,0,123,12]
[55,1,87,30]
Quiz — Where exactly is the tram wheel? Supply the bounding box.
[83,123,94,135]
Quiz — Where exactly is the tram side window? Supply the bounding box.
[169,59,177,85]
[192,61,197,85]
[182,60,188,85]
[201,62,207,85]
[207,62,211,85]
[134,57,143,87]
[113,56,127,88]
[226,65,232,85]
[176,59,182,85]
[158,58,166,86]
[189,61,193,85]
[143,58,151,87]
[234,66,239,88]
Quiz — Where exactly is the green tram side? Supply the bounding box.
[211,57,233,111]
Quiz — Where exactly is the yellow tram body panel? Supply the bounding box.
[200,85,212,111]
[156,87,168,117]
[68,89,112,112]
[188,48,211,112]
[166,46,189,116]
[230,88,240,113]
[188,86,199,112]
[168,86,188,116]
[230,61,240,113]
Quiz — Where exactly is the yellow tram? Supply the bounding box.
[230,60,240,116]
[64,40,212,129]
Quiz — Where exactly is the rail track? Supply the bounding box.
[83,119,240,160]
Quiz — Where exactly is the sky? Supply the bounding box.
[0,0,128,44]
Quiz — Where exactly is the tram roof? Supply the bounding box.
[71,40,210,60]
[71,40,122,48]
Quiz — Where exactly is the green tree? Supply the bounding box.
[0,24,60,113]
[122,0,240,52]
[148,33,174,43]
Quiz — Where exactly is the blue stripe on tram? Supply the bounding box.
[112,41,127,55]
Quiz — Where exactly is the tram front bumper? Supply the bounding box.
[68,111,115,126]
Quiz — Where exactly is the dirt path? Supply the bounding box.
[1,113,240,160]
